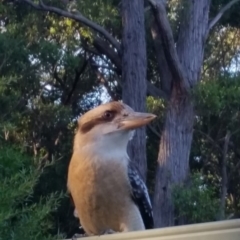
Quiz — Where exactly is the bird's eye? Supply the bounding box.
[102,111,114,120]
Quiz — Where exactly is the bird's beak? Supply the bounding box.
[119,111,157,130]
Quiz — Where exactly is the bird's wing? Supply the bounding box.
[128,162,154,229]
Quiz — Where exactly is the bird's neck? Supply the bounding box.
[73,133,130,165]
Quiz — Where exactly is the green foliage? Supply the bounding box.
[173,173,219,224]
[0,145,65,240]
[193,76,240,137]
[190,76,240,220]
[0,1,104,236]
[73,0,120,30]
[195,76,240,114]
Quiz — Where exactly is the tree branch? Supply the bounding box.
[208,0,240,32]
[148,0,186,92]
[64,55,89,105]
[151,20,172,97]
[92,36,122,72]
[146,81,169,100]
[147,124,161,138]
[90,62,119,101]
[21,0,121,53]
[226,140,240,180]
[194,129,222,152]
[53,69,65,89]
[85,36,168,100]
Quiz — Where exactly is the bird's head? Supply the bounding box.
[74,101,156,153]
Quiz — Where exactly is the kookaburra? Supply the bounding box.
[67,101,156,236]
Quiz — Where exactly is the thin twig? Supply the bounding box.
[21,0,121,53]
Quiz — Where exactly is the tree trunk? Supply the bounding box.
[152,0,211,227]
[219,131,230,220]
[153,89,194,226]
[122,0,147,179]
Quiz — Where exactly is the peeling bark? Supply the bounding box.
[153,92,193,226]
